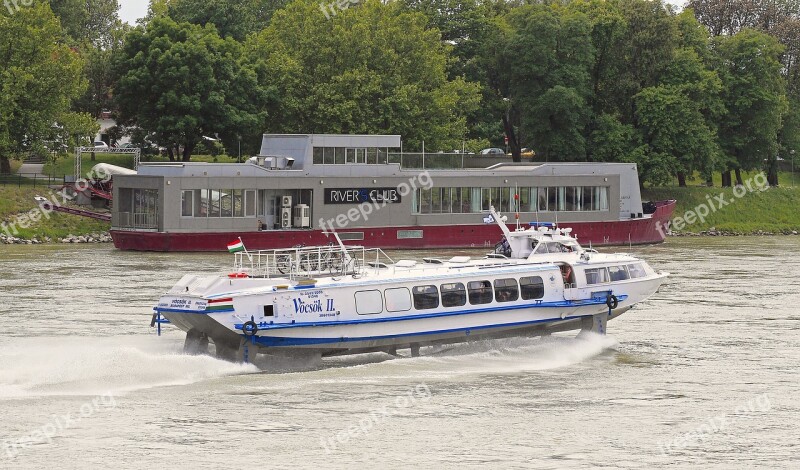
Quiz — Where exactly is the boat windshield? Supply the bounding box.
[533,241,575,254]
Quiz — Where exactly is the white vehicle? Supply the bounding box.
[93,141,110,149]
[153,207,668,363]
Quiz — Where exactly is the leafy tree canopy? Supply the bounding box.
[0,4,94,173]
[111,17,267,161]
[166,0,289,41]
[245,0,481,152]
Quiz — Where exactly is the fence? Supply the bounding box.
[0,173,65,188]
[116,212,159,230]
[386,153,519,169]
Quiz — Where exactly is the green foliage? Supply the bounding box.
[497,3,594,160]
[0,187,110,240]
[43,152,134,176]
[642,182,800,233]
[714,29,787,172]
[0,3,88,174]
[166,0,289,40]
[245,0,480,152]
[9,0,788,189]
[49,0,122,48]
[111,17,267,161]
[588,114,641,163]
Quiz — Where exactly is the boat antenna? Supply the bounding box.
[489,205,511,239]
[514,183,520,232]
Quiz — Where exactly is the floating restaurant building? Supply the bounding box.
[110,134,675,251]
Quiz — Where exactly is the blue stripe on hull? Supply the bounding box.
[250,314,594,347]
[158,295,624,329]
[231,295,625,331]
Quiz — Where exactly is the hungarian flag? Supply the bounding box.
[227,239,245,253]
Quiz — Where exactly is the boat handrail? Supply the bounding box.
[233,245,395,280]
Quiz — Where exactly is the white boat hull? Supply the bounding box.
[159,274,664,356]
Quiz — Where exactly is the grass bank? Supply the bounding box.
[643,176,800,234]
[0,187,110,240]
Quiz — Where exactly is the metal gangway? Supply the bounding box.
[232,244,395,280]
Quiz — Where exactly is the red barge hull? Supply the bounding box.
[111,201,676,252]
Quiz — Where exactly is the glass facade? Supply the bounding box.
[182,189,257,218]
[413,186,609,214]
[313,147,392,165]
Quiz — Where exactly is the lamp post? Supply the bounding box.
[237,135,242,163]
[792,149,795,188]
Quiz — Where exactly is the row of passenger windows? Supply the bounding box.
[355,277,545,315]
[584,263,647,285]
[413,186,610,214]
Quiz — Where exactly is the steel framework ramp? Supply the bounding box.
[33,196,112,222]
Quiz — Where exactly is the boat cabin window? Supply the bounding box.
[534,242,571,254]
[627,263,647,279]
[355,290,384,315]
[263,305,274,317]
[441,283,466,307]
[385,287,412,312]
[608,265,630,282]
[467,280,493,305]
[412,285,440,310]
[520,276,545,300]
[494,278,519,302]
[585,267,610,285]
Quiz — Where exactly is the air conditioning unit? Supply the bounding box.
[281,207,292,228]
[293,204,310,228]
[281,196,292,208]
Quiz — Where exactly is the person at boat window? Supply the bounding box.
[561,265,574,285]
[468,280,493,304]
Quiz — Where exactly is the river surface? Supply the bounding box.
[0,237,798,469]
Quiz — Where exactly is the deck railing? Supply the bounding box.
[233,244,395,280]
[116,211,159,230]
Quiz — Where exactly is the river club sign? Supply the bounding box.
[324,187,402,205]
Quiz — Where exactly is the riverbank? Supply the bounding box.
[0,187,111,241]
[642,183,800,235]
[2,179,799,243]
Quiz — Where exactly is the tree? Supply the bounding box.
[687,0,800,36]
[166,0,289,41]
[688,1,800,181]
[399,0,505,152]
[608,0,678,123]
[714,29,787,186]
[72,25,130,117]
[111,17,267,161]
[497,3,594,161]
[0,4,91,174]
[49,0,122,49]
[245,0,480,152]
[634,78,719,186]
